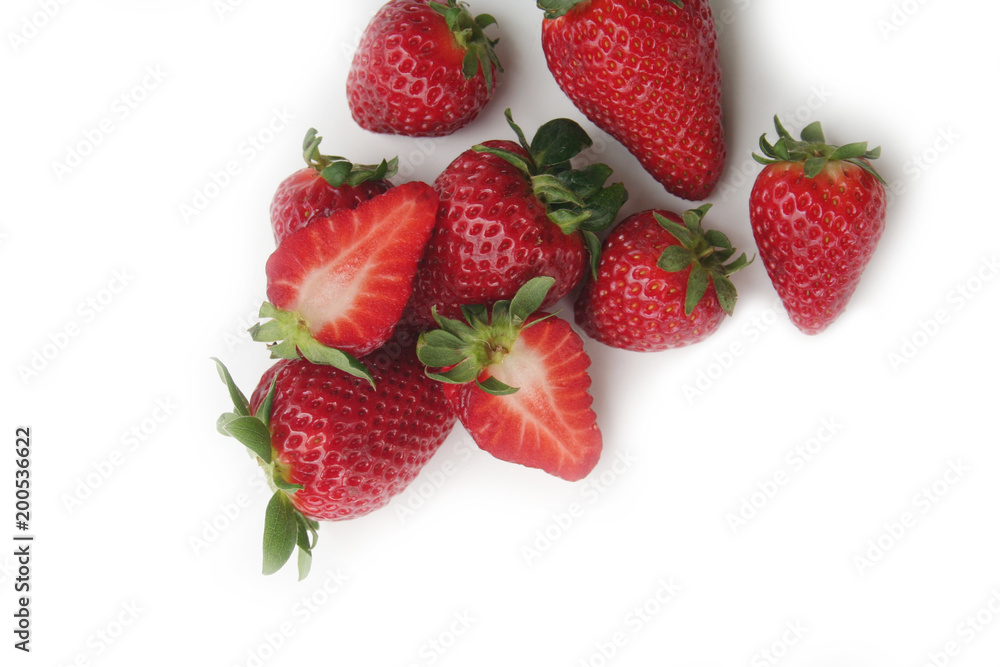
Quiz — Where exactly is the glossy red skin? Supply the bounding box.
[249,329,456,521]
[270,168,391,245]
[575,209,725,351]
[541,0,724,200]
[405,141,587,327]
[750,161,887,334]
[442,313,601,482]
[347,0,496,137]
[266,181,439,356]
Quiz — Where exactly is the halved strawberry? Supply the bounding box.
[251,181,439,384]
[417,277,602,481]
[270,127,396,244]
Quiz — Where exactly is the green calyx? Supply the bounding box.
[473,108,628,278]
[753,115,886,185]
[212,358,319,581]
[416,276,556,396]
[301,127,398,188]
[654,205,753,317]
[429,0,503,92]
[537,0,680,20]
[248,302,375,388]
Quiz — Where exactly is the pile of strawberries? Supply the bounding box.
[214,0,889,579]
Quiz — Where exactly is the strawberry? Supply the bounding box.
[347,0,503,137]
[575,205,751,351]
[213,329,456,578]
[750,117,887,334]
[405,109,628,327]
[539,0,725,200]
[417,277,602,481]
[270,128,396,244]
[250,181,439,384]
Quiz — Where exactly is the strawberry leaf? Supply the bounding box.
[212,357,250,416]
[803,156,828,178]
[576,182,627,233]
[320,161,353,187]
[799,121,826,143]
[712,273,738,316]
[537,0,587,19]
[223,416,273,464]
[262,491,298,576]
[510,276,555,323]
[477,376,519,396]
[582,230,602,279]
[530,118,593,168]
[427,357,481,384]
[258,377,278,429]
[296,337,375,389]
[216,411,240,436]
[657,246,694,273]
[685,264,710,316]
[473,145,532,175]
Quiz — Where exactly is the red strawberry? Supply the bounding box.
[417,277,602,481]
[213,329,456,577]
[539,0,725,200]
[347,0,502,137]
[270,128,396,244]
[575,205,750,351]
[405,109,628,327]
[750,117,887,334]
[251,181,439,384]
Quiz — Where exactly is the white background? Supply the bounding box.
[3,0,999,665]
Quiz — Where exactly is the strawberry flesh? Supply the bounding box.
[443,314,601,482]
[265,181,439,356]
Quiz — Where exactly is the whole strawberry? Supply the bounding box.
[539,0,725,200]
[576,205,750,351]
[251,181,439,384]
[405,109,627,327]
[750,117,887,334]
[347,0,502,137]
[270,128,396,244]
[418,278,601,481]
[213,328,456,578]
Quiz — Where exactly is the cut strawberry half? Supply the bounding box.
[251,181,439,385]
[417,277,602,481]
